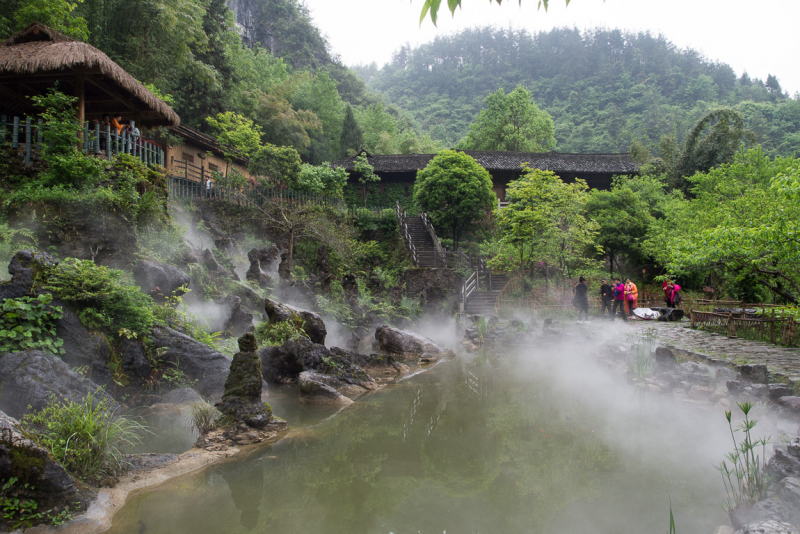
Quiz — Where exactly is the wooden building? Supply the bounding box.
[166,125,254,184]
[0,23,179,128]
[332,150,639,203]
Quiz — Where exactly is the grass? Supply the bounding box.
[187,401,220,435]
[625,328,658,379]
[717,401,770,515]
[20,391,147,484]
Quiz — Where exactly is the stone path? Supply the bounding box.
[629,320,800,385]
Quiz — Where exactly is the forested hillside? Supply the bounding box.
[361,27,800,155]
[1,0,441,163]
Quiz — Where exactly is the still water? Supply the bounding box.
[109,341,731,534]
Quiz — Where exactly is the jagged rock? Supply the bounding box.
[0,350,117,419]
[731,500,791,529]
[149,326,234,400]
[741,364,769,384]
[768,439,800,483]
[246,246,278,287]
[298,371,355,405]
[8,250,57,289]
[374,325,454,361]
[54,298,114,386]
[654,347,677,373]
[738,521,800,534]
[0,411,88,516]
[132,260,190,301]
[216,295,254,336]
[278,252,291,279]
[215,334,273,429]
[769,385,795,401]
[264,298,327,344]
[120,340,151,387]
[202,248,226,273]
[777,397,800,419]
[717,367,739,382]
[329,349,409,381]
[650,307,684,321]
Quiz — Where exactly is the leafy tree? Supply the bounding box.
[492,168,599,297]
[646,148,800,303]
[413,150,495,250]
[249,143,302,186]
[457,86,556,152]
[206,111,262,157]
[292,71,346,163]
[6,0,89,40]
[340,104,363,157]
[294,163,348,198]
[354,154,380,208]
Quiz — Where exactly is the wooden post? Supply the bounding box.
[691,310,696,329]
[770,309,776,345]
[105,124,111,159]
[82,122,89,152]
[12,116,19,148]
[728,313,735,337]
[789,316,797,346]
[740,300,746,319]
[94,122,101,154]
[25,117,31,164]
[75,71,85,136]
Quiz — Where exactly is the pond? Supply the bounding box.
[109,333,734,534]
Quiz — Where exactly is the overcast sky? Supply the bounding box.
[302,0,800,95]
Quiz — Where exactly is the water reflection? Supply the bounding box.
[108,347,729,534]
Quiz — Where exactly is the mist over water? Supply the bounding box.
[108,322,743,534]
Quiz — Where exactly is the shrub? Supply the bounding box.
[0,294,64,356]
[151,287,221,349]
[19,392,146,483]
[255,318,308,346]
[39,258,155,338]
[187,401,220,435]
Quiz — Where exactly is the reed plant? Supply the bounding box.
[717,401,770,515]
[187,401,220,435]
[20,391,147,483]
[625,329,657,379]
[475,316,490,346]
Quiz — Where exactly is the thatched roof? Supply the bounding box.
[0,23,179,126]
[332,150,639,175]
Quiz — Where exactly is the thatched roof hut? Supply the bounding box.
[0,23,179,126]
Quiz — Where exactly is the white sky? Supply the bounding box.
[302,0,800,95]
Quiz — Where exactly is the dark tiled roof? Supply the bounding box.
[332,150,638,174]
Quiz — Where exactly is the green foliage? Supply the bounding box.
[0,222,36,264]
[457,85,556,152]
[206,111,263,158]
[0,294,64,356]
[413,150,495,249]
[717,402,770,514]
[188,401,220,435]
[249,143,302,186]
[646,149,800,303]
[293,163,348,197]
[19,391,146,483]
[39,259,155,338]
[7,0,88,40]
[340,104,363,156]
[255,317,308,346]
[151,287,222,349]
[417,0,563,25]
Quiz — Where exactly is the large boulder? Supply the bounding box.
[738,521,800,534]
[769,438,800,483]
[53,298,114,386]
[374,325,454,361]
[216,295,254,336]
[132,260,190,301]
[0,351,117,419]
[0,411,88,519]
[264,298,327,344]
[0,250,57,300]
[298,371,354,405]
[215,334,273,429]
[149,326,234,400]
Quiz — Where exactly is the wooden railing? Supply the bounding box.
[396,201,419,266]
[420,210,447,267]
[1,115,164,166]
[690,309,799,346]
[463,270,478,309]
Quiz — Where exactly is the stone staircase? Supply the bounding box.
[464,274,510,315]
[403,217,441,268]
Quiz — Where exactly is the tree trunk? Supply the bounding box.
[609,249,614,277]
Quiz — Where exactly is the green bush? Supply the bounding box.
[255,318,308,346]
[0,294,64,356]
[19,392,146,483]
[39,259,155,338]
[151,287,221,349]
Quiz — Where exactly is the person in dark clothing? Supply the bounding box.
[599,278,613,318]
[612,277,627,321]
[573,276,589,322]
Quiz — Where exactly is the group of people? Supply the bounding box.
[92,114,140,151]
[572,276,681,322]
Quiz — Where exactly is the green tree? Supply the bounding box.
[294,163,348,198]
[413,150,495,250]
[646,148,800,303]
[249,143,302,186]
[6,0,89,40]
[354,154,380,208]
[492,168,599,297]
[206,112,262,156]
[340,104,363,157]
[458,86,556,152]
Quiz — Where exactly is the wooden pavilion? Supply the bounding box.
[0,23,179,127]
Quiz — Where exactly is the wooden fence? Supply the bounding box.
[1,115,165,166]
[690,309,799,346]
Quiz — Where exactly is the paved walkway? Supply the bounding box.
[629,320,800,384]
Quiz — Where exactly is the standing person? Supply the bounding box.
[599,278,613,318]
[573,276,589,323]
[612,277,627,321]
[625,277,639,317]
[663,279,675,307]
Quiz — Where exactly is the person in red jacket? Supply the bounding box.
[612,277,627,321]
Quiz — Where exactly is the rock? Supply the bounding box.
[54,298,114,386]
[202,248,226,273]
[714,527,735,534]
[769,385,795,402]
[654,347,677,373]
[739,521,799,534]
[162,388,203,406]
[215,334,273,429]
[298,371,355,405]
[127,453,179,472]
[0,410,88,515]
[776,476,800,510]
[717,367,739,383]
[149,326,235,400]
[216,295,254,336]
[7,250,57,290]
[132,260,190,301]
[245,246,278,287]
[374,325,454,360]
[264,298,327,344]
[731,500,791,529]
[769,441,800,483]
[651,307,685,321]
[777,397,800,419]
[0,350,117,419]
[121,340,151,387]
[259,338,375,386]
[740,364,769,384]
